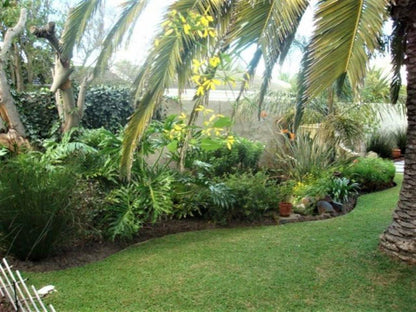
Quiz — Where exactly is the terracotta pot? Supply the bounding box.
[392,148,401,159]
[279,202,293,217]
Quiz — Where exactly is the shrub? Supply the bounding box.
[104,165,174,240]
[328,177,359,203]
[82,86,134,132]
[0,153,82,260]
[200,137,264,176]
[273,132,336,181]
[342,157,395,192]
[214,172,279,223]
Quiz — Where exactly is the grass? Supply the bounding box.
[28,175,416,311]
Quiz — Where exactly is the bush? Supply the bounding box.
[208,172,279,223]
[82,86,134,132]
[200,137,264,176]
[366,131,395,159]
[0,153,82,260]
[273,132,336,181]
[342,157,395,192]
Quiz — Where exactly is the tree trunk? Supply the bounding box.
[0,9,27,140]
[379,6,416,264]
[13,43,24,92]
[31,23,81,133]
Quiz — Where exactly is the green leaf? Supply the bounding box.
[212,116,232,128]
[167,140,178,153]
[201,138,221,151]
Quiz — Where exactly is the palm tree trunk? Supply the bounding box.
[379,14,416,264]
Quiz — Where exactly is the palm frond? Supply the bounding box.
[229,0,308,117]
[121,0,233,179]
[94,0,150,76]
[61,0,103,58]
[300,0,387,103]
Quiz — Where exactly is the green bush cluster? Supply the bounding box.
[13,86,134,142]
[342,157,395,192]
[0,153,84,260]
[201,137,264,176]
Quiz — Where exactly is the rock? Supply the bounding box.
[330,201,343,213]
[366,151,378,158]
[317,200,336,215]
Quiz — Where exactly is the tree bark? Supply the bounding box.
[379,2,416,264]
[31,22,80,133]
[13,43,24,92]
[0,9,27,139]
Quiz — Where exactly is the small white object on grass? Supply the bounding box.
[37,285,56,297]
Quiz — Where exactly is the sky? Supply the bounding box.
[60,0,394,82]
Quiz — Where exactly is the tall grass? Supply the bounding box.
[0,153,80,260]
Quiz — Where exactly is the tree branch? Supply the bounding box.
[0,9,27,60]
[30,22,67,64]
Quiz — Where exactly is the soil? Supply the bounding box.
[4,194,359,273]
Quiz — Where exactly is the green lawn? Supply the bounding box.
[29,175,416,311]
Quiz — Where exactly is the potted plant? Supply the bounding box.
[278,181,294,217]
[392,148,401,159]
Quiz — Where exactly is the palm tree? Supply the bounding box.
[67,0,416,263]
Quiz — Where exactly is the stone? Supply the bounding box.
[317,201,336,215]
[330,201,343,213]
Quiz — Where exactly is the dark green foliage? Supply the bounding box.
[202,172,279,224]
[200,137,264,176]
[13,89,59,142]
[82,86,134,132]
[393,126,407,154]
[105,165,175,240]
[342,157,395,192]
[366,131,395,159]
[12,86,134,142]
[0,153,81,260]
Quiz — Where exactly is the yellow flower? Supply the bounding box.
[208,28,216,38]
[192,59,203,73]
[191,75,201,84]
[196,85,205,96]
[203,78,221,91]
[154,39,160,47]
[195,105,205,112]
[165,28,174,36]
[183,24,191,35]
[214,128,224,136]
[209,56,221,68]
[226,135,235,150]
[178,112,187,120]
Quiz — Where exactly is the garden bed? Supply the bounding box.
[5,195,361,273]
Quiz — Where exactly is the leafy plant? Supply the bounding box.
[342,157,395,192]
[0,153,82,260]
[366,130,395,159]
[105,164,174,240]
[202,137,264,176]
[273,132,336,181]
[328,177,359,203]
